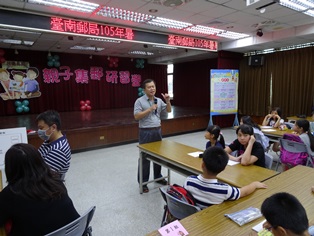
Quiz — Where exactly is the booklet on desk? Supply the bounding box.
[158,220,189,236]
[225,207,262,226]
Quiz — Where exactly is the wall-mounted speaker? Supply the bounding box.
[248,55,264,66]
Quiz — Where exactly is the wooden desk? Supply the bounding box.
[261,127,294,142]
[138,140,278,193]
[146,165,314,236]
[287,116,314,123]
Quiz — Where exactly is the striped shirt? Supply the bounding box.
[184,175,241,209]
[38,135,71,175]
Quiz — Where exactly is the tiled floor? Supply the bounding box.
[65,128,280,235]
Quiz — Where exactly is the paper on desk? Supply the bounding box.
[261,129,276,132]
[158,220,189,236]
[188,151,203,158]
[252,219,266,232]
[228,160,239,166]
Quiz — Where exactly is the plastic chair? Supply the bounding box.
[254,132,269,152]
[159,186,200,226]
[264,153,273,169]
[45,206,96,236]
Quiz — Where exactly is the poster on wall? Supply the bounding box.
[209,69,239,126]
[0,65,41,101]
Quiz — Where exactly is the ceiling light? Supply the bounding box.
[185,25,250,39]
[279,0,314,17]
[87,38,121,43]
[28,0,99,13]
[152,45,178,49]
[128,51,154,55]
[146,17,192,29]
[70,46,104,51]
[0,39,34,45]
[0,28,41,35]
[97,7,155,23]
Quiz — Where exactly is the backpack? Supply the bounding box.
[161,184,196,226]
[280,134,308,167]
[166,184,196,206]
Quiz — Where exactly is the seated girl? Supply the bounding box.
[204,125,225,149]
[0,143,79,236]
[262,107,283,128]
[240,116,269,151]
[262,107,284,152]
[224,124,266,168]
[293,119,314,157]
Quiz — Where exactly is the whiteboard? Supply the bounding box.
[0,127,28,166]
[210,69,238,114]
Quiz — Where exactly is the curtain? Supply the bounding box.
[238,55,271,116]
[239,47,314,118]
[269,47,314,117]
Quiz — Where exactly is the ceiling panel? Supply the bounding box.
[0,0,314,64]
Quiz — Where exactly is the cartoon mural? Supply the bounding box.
[0,67,41,101]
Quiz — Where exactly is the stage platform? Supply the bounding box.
[1,106,215,152]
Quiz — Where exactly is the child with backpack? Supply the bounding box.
[184,146,267,209]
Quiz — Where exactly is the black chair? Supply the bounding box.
[45,206,96,236]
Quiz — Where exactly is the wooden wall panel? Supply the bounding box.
[28,116,208,152]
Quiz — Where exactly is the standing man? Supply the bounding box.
[134,79,172,193]
[36,110,71,179]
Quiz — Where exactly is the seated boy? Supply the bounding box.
[184,146,267,209]
[261,192,309,236]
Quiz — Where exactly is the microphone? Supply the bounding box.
[154,98,157,114]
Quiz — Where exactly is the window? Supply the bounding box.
[167,64,173,99]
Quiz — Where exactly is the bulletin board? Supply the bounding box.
[209,69,239,126]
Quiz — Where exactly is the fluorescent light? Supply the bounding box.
[128,51,154,55]
[28,0,99,13]
[0,28,41,35]
[152,45,177,49]
[146,17,192,29]
[87,38,121,43]
[245,41,314,56]
[0,39,34,45]
[97,7,155,23]
[279,0,314,17]
[70,46,104,51]
[185,25,249,39]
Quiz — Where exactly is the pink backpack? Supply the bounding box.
[280,134,308,166]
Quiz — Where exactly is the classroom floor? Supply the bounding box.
[65,128,281,235]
